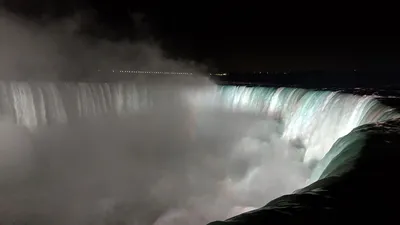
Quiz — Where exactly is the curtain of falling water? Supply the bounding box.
[0,82,397,163]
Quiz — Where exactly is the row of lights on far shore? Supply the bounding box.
[106,70,193,75]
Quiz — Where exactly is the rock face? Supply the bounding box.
[207,119,400,224]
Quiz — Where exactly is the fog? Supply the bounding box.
[0,10,205,81]
[0,10,310,225]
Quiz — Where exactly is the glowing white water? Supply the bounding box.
[0,81,308,225]
[0,82,397,163]
[0,81,397,225]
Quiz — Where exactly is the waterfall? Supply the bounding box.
[0,82,397,164]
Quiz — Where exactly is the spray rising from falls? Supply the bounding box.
[0,81,398,224]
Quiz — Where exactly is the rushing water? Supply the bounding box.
[0,81,398,225]
[0,82,397,162]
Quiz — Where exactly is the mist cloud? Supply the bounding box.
[0,84,310,225]
[0,10,310,225]
[0,10,205,81]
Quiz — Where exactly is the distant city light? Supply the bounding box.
[103,70,193,75]
[214,73,228,76]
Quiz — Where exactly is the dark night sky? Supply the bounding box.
[1,0,400,72]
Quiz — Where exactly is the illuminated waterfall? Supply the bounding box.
[217,86,399,163]
[0,82,398,164]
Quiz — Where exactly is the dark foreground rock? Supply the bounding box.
[208,119,400,224]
